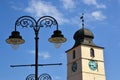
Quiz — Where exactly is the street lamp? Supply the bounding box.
[6,16,66,80]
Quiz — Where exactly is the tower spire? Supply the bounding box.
[80,13,84,29]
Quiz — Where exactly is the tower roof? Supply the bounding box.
[66,14,104,52]
[74,28,94,40]
[73,27,96,48]
[72,13,96,48]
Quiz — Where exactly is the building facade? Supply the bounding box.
[66,16,106,80]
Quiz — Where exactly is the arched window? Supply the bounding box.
[73,50,76,59]
[90,48,95,58]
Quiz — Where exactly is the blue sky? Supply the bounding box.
[0,0,120,80]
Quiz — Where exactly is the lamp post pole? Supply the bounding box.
[35,27,39,80]
[6,16,66,80]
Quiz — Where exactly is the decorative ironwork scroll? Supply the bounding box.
[39,73,52,80]
[26,73,52,80]
[15,16,58,32]
[26,74,35,80]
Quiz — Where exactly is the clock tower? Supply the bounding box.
[66,14,106,80]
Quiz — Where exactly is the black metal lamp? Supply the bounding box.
[6,31,24,49]
[48,30,66,48]
[6,15,66,80]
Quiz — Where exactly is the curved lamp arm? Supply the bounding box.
[15,16,59,32]
[37,16,59,30]
[15,16,37,31]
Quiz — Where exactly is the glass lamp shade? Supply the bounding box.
[53,43,62,48]
[6,31,25,49]
[10,44,20,50]
[48,30,66,48]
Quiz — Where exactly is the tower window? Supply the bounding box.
[73,50,76,59]
[90,48,95,58]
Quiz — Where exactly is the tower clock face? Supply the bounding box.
[72,62,77,72]
[89,60,98,71]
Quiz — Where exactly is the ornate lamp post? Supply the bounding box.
[6,16,66,80]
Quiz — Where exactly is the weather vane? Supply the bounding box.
[80,13,84,28]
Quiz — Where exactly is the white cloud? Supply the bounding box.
[85,11,106,22]
[39,52,51,59]
[91,11,106,21]
[83,0,106,9]
[53,76,61,80]
[70,15,81,26]
[9,1,24,11]
[29,50,51,59]
[24,0,69,24]
[60,0,75,10]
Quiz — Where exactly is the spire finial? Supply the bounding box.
[80,13,84,29]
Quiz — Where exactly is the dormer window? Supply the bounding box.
[90,48,95,58]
